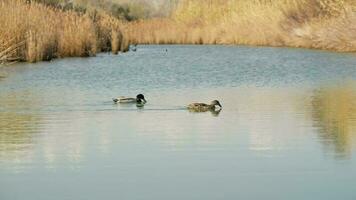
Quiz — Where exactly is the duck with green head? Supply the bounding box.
[187,100,222,112]
[113,94,147,104]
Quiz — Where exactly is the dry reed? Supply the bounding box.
[0,0,128,64]
[2,0,355,65]
[125,0,356,52]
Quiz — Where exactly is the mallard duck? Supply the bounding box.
[113,94,147,104]
[187,100,222,112]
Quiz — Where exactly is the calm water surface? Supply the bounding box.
[1,45,356,200]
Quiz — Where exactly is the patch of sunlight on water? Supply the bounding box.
[0,45,356,200]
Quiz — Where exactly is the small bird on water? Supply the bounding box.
[187,100,222,112]
[113,94,147,104]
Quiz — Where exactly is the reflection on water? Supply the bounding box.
[311,82,356,159]
[0,91,41,171]
[0,113,39,169]
[0,69,7,80]
[0,45,356,200]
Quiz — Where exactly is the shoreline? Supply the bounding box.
[1,0,356,65]
[2,43,355,67]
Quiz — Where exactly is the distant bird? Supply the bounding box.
[187,100,222,112]
[113,94,147,104]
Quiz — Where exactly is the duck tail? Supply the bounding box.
[112,98,119,103]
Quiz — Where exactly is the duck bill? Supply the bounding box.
[143,99,147,103]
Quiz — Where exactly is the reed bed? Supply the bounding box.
[2,0,355,65]
[126,0,356,52]
[0,0,128,64]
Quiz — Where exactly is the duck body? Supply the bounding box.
[113,94,147,104]
[187,100,222,112]
[188,103,215,112]
[113,97,136,103]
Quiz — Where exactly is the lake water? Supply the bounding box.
[0,45,356,200]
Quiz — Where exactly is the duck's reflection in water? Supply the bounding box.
[310,83,356,159]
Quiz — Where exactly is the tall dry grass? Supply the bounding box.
[125,0,356,52]
[0,0,129,64]
[2,0,355,65]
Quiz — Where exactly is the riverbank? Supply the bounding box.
[1,0,356,65]
[0,0,129,64]
[126,0,356,52]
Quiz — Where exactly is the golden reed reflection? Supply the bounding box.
[0,90,86,171]
[0,69,7,80]
[0,90,43,170]
[0,112,40,166]
[310,82,356,159]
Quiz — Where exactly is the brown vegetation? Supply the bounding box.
[126,0,356,52]
[0,0,128,64]
[2,0,356,65]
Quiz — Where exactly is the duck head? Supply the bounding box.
[211,100,222,108]
[136,94,147,103]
